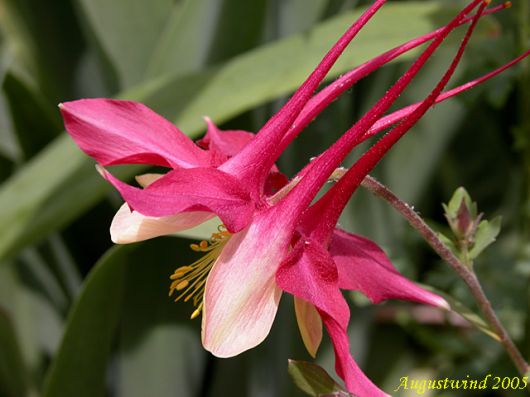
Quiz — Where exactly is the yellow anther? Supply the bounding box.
[190,302,204,320]
[170,225,231,320]
[504,1,511,8]
[176,280,189,291]
[170,266,192,279]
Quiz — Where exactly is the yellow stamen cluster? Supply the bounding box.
[169,225,230,319]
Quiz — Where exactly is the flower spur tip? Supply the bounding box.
[94,164,105,178]
[439,298,451,311]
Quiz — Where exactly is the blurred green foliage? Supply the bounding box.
[0,0,528,396]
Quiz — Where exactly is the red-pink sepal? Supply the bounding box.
[197,118,255,164]
[197,118,289,195]
[276,239,389,397]
[330,229,448,308]
[60,99,209,168]
[97,166,253,232]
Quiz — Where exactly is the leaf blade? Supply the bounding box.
[42,245,129,397]
[0,308,28,397]
[288,360,347,397]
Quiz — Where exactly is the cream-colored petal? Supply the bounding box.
[294,297,322,358]
[201,216,290,357]
[135,173,163,187]
[110,203,213,244]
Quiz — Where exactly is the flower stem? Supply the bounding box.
[351,173,530,377]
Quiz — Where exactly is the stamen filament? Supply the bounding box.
[169,226,230,319]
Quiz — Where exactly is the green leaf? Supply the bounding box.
[0,153,14,184]
[3,72,62,160]
[43,237,206,397]
[469,216,502,259]
[75,0,174,88]
[288,360,348,397]
[145,0,221,78]
[113,238,205,397]
[0,0,84,102]
[274,0,329,37]
[0,137,144,260]
[0,2,490,260]
[46,234,82,299]
[43,244,129,397]
[0,260,63,379]
[438,187,501,263]
[19,247,69,313]
[0,308,27,397]
[205,0,269,64]
[442,187,479,246]
[0,44,21,161]
[442,186,476,220]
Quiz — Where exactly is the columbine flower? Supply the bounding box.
[60,0,388,329]
[59,0,529,395]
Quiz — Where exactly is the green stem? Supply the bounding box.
[349,173,530,377]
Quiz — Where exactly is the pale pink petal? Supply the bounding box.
[294,297,322,358]
[98,166,254,233]
[330,229,448,309]
[276,239,388,397]
[60,99,208,168]
[202,210,291,357]
[110,203,213,244]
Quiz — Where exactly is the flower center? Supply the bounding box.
[169,225,231,319]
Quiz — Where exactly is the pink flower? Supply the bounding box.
[59,0,529,395]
